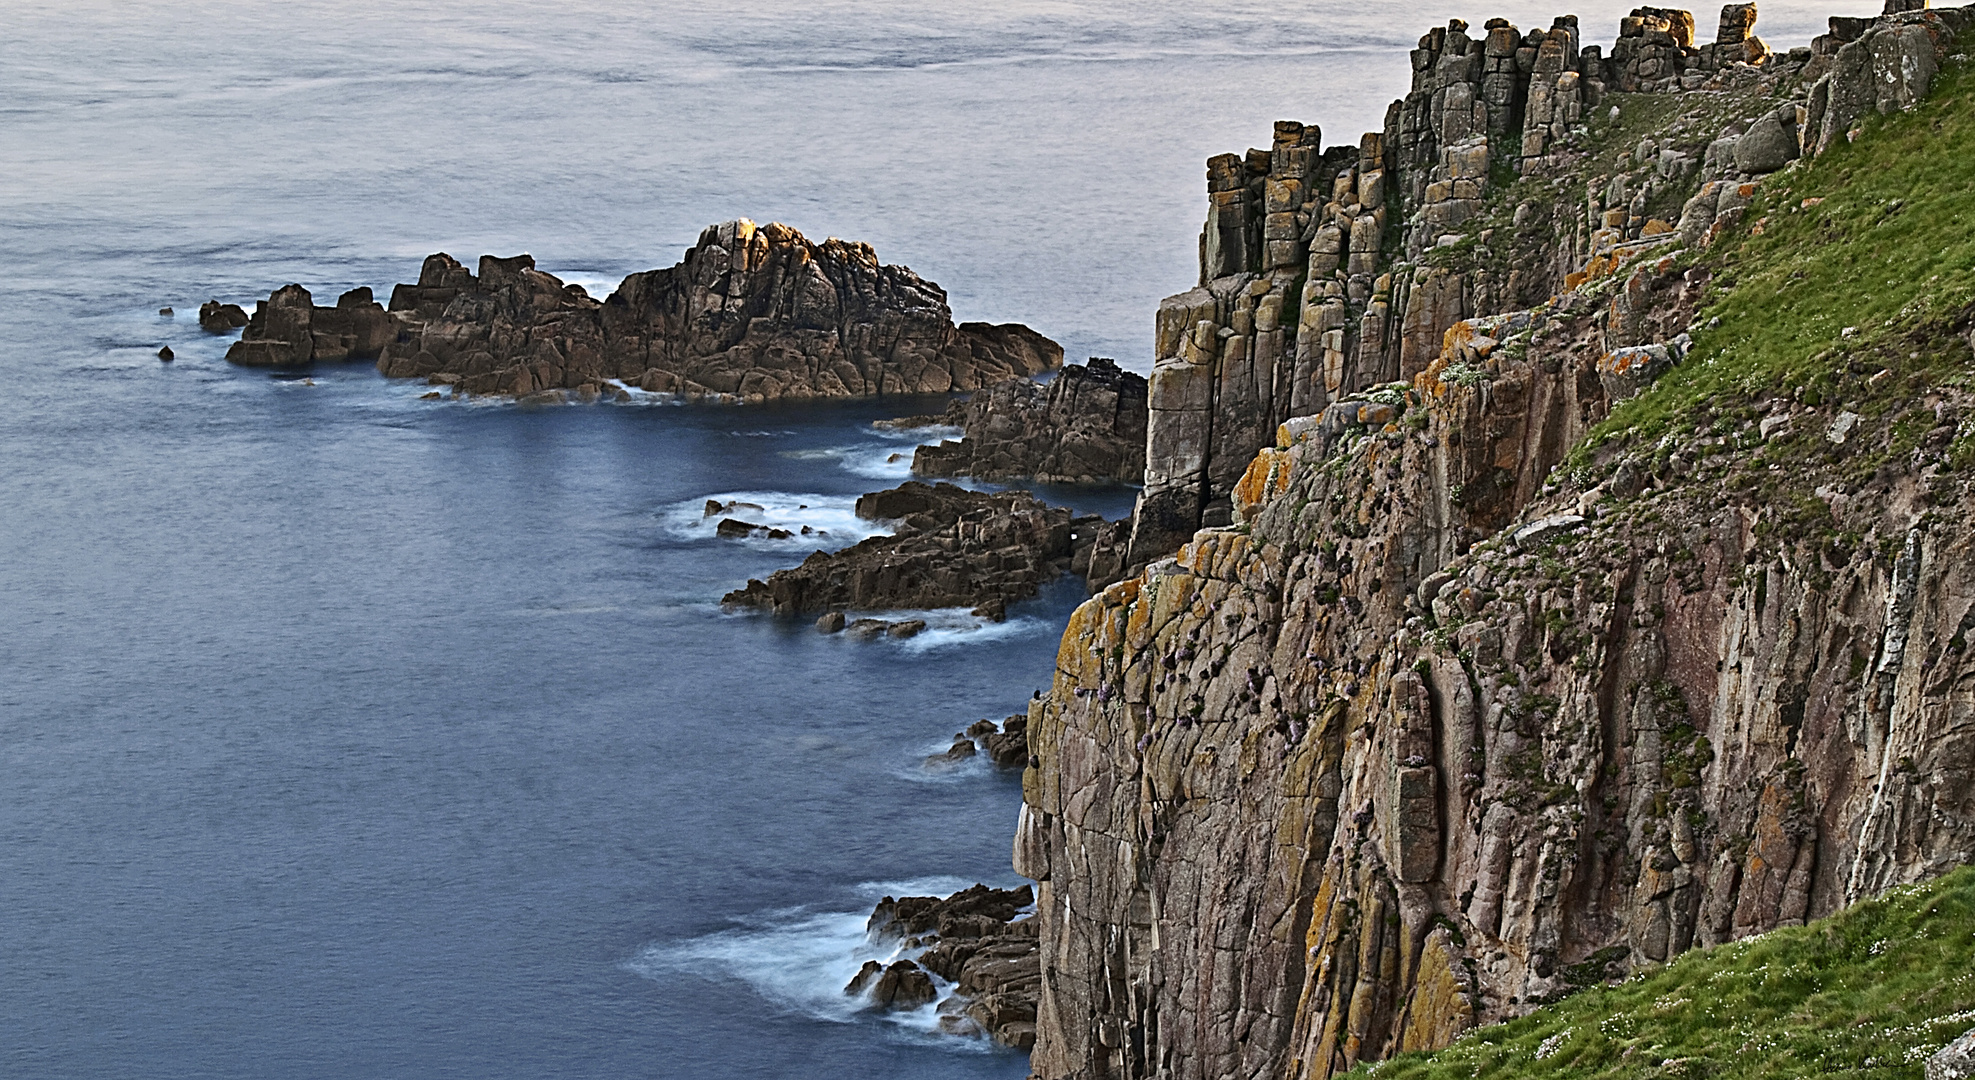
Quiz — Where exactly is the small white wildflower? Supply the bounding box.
[1536,1030,1572,1059]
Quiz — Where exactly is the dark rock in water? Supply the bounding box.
[721,481,1109,616]
[197,299,249,333]
[910,357,1149,485]
[157,346,174,362]
[926,736,977,767]
[845,618,891,640]
[869,961,937,1010]
[373,220,1061,401]
[844,959,884,998]
[714,518,767,539]
[862,885,1038,1046]
[971,597,1006,622]
[225,283,397,367]
[158,307,174,317]
[887,619,927,640]
[979,713,1030,768]
[814,611,845,634]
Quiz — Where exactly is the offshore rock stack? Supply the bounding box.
[223,220,1061,402]
[1022,4,1975,1080]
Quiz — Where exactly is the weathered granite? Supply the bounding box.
[1020,7,1975,1080]
[376,220,1061,401]
[911,358,1148,485]
[225,284,396,367]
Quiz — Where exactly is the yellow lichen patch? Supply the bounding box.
[1234,447,1294,521]
[1641,217,1676,237]
[1397,927,1475,1054]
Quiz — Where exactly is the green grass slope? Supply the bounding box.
[1351,867,1975,1079]
[1575,47,1975,480]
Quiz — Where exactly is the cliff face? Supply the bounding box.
[374,219,1061,400]
[1024,6,1975,1079]
[1125,2,1969,565]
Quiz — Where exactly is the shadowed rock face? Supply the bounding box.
[910,358,1150,485]
[720,481,1109,617]
[375,219,1061,401]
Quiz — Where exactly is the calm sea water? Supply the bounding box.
[1,2,1857,1077]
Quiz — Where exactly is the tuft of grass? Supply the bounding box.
[1347,865,1975,1079]
[1589,50,1975,452]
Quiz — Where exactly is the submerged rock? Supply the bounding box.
[374,220,1061,401]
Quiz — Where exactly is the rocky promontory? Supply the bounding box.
[217,219,1059,402]
[377,220,1060,401]
[847,883,1040,1050]
[721,481,1113,617]
[902,357,1150,485]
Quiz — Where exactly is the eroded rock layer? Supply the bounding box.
[376,220,1061,401]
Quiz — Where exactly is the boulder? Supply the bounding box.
[1734,107,1803,174]
[374,221,1061,400]
[157,346,173,362]
[1930,1028,1975,1080]
[869,961,937,1010]
[859,885,1037,1045]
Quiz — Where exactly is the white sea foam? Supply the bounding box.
[655,490,890,551]
[628,876,1004,1049]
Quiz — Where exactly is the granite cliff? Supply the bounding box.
[1019,5,1975,1079]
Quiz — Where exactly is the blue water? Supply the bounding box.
[1,1,1861,1077]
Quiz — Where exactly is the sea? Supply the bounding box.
[0,2,1859,1077]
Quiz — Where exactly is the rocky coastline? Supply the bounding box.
[217,219,1061,403]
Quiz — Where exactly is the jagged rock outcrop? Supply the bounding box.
[857,884,1041,1049]
[224,285,396,367]
[720,481,1111,617]
[909,358,1149,485]
[375,220,1060,401]
[1121,2,1974,571]
[1018,6,1975,1080]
